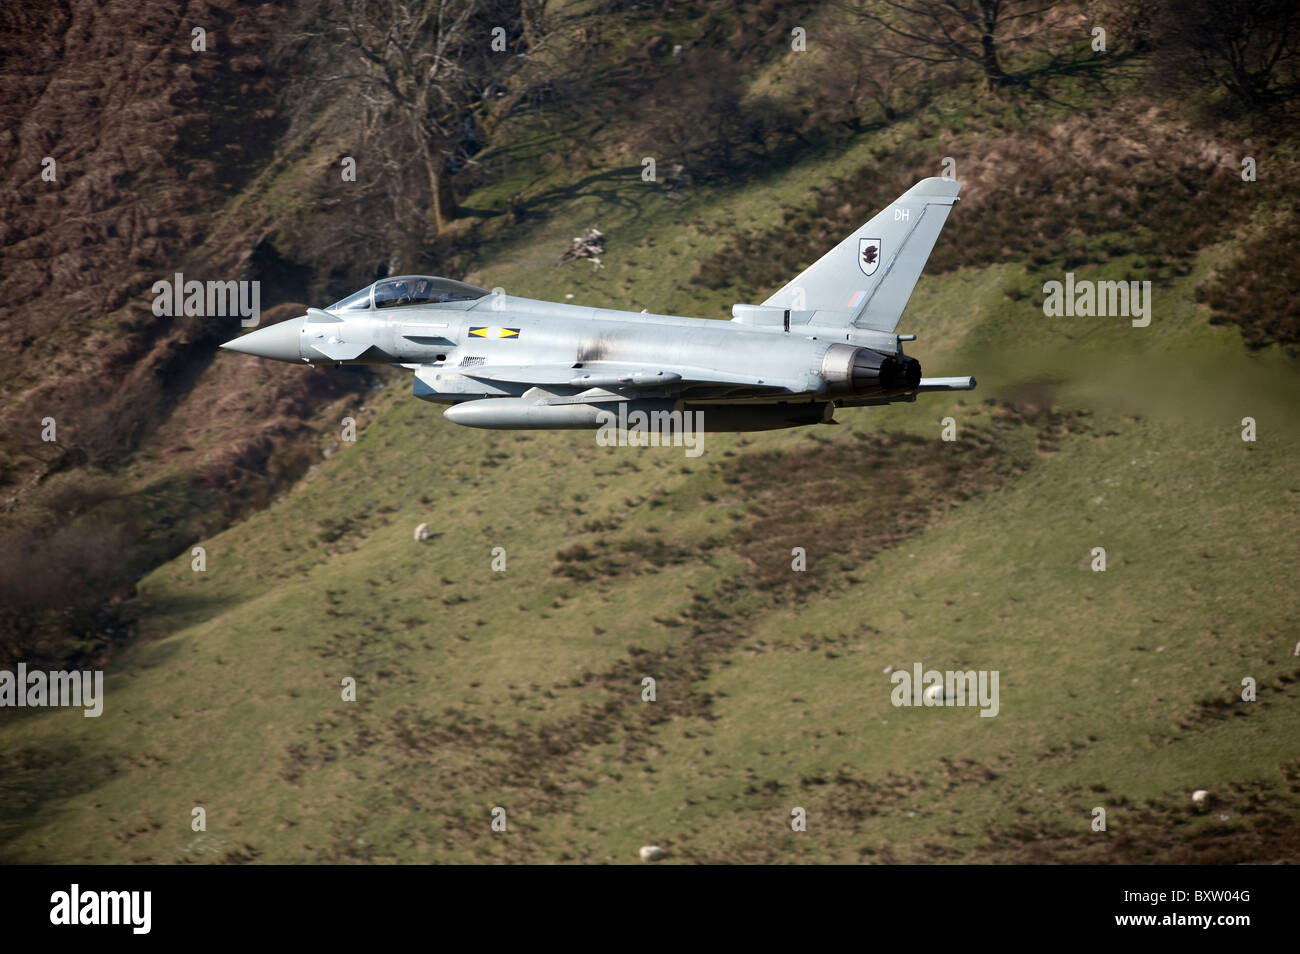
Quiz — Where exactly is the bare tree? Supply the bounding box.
[838,0,1054,91]
[637,52,761,180]
[795,9,921,126]
[1149,0,1300,107]
[308,0,496,230]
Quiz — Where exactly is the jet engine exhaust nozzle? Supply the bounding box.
[821,343,921,396]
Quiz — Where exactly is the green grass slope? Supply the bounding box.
[2,90,1298,864]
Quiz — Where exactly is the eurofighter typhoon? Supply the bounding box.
[221,178,975,430]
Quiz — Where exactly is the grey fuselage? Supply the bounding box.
[219,287,973,431]
[220,179,977,430]
[306,294,905,400]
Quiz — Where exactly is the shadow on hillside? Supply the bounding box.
[0,740,118,862]
[120,589,262,664]
[459,164,661,222]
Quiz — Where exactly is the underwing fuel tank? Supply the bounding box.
[443,398,675,429]
[443,398,833,431]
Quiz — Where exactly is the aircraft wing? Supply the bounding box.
[456,364,582,385]
[457,363,790,392]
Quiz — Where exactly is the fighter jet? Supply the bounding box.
[220,178,975,431]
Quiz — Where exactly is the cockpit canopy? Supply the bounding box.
[328,275,490,312]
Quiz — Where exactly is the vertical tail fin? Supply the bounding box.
[760,177,962,332]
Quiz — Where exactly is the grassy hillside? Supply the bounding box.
[2,1,1298,863]
[4,87,1298,860]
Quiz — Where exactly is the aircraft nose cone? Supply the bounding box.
[220,316,305,362]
